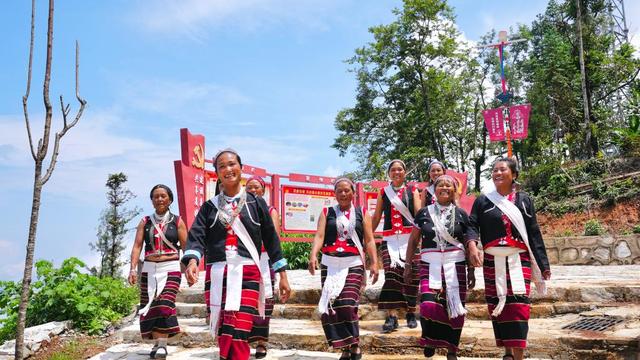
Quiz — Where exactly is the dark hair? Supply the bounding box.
[214,178,222,196]
[493,157,519,182]
[333,177,355,192]
[213,149,243,171]
[387,159,406,174]
[150,184,174,202]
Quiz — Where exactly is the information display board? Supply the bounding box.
[281,185,337,233]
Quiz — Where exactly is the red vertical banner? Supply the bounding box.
[483,108,506,141]
[509,104,531,139]
[174,128,206,229]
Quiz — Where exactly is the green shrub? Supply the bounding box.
[545,174,570,198]
[584,219,606,236]
[622,133,640,158]
[632,224,640,234]
[0,281,21,344]
[0,257,137,343]
[520,161,561,195]
[280,234,313,270]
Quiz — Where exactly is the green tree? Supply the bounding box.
[521,0,639,161]
[333,0,468,180]
[90,173,141,278]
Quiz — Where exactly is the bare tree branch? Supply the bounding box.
[594,68,640,105]
[42,41,86,185]
[75,41,87,107]
[38,0,55,160]
[23,0,37,161]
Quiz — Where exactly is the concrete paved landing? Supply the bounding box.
[89,343,554,360]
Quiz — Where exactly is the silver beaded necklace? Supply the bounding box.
[216,189,247,228]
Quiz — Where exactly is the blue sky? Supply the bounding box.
[1,0,638,280]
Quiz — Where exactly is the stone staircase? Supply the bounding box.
[107,265,640,359]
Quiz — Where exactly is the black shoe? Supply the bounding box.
[423,347,435,358]
[339,349,351,360]
[406,312,418,328]
[382,315,399,333]
[350,345,362,360]
[150,345,167,359]
[255,344,267,359]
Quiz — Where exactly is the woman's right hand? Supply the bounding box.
[185,259,199,286]
[128,270,137,286]
[403,264,412,285]
[308,254,318,275]
[467,241,482,268]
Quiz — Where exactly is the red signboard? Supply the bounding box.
[281,185,336,233]
[174,129,206,229]
[483,107,506,141]
[288,173,335,185]
[509,104,531,139]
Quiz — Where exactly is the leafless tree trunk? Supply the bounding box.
[576,0,595,157]
[15,0,86,358]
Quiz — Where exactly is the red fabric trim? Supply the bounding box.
[382,227,413,236]
[483,192,527,251]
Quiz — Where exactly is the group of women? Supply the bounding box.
[128,149,551,360]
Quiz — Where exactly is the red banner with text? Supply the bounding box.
[483,107,505,141]
[509,104,531,139]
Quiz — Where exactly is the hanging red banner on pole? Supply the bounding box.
[483,108,505,141]
[509,104,531,139]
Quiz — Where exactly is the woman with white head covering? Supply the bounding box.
[182,149,291,360]
[371,159,422,332]
[422,160,447,207]
[404,175,477,359]
[309,177,379,360]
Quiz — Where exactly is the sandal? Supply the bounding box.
[423,347,435,358]
[255,344,267,359]
[150,345,167,359]
[339,349,351,360]
[502,355,515,360]
[350,345,362,360]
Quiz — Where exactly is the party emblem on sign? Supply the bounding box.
[192,144,204,169]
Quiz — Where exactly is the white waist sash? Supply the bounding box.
[383,233,411,269]
[421,249,467,319]
[259,252,273,299]
[484,190,546,317]
[208,251,255,339]
[484,246,527,317]
[139,260,181,316]
[318,254,363,315]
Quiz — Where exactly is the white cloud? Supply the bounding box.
[480,12,495,33]
[116,78,250,121]
[217,135,312,174]
[131,0,342,40]
[0,109,179,204]
[322,165,342,177]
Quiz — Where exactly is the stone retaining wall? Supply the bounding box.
[544,234,640,265]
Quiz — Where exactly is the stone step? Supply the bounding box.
[176,301,607,321]
[178,266,640,305]
[119,305,640,358]
[176,283,640,306]
[91,343,554,359]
